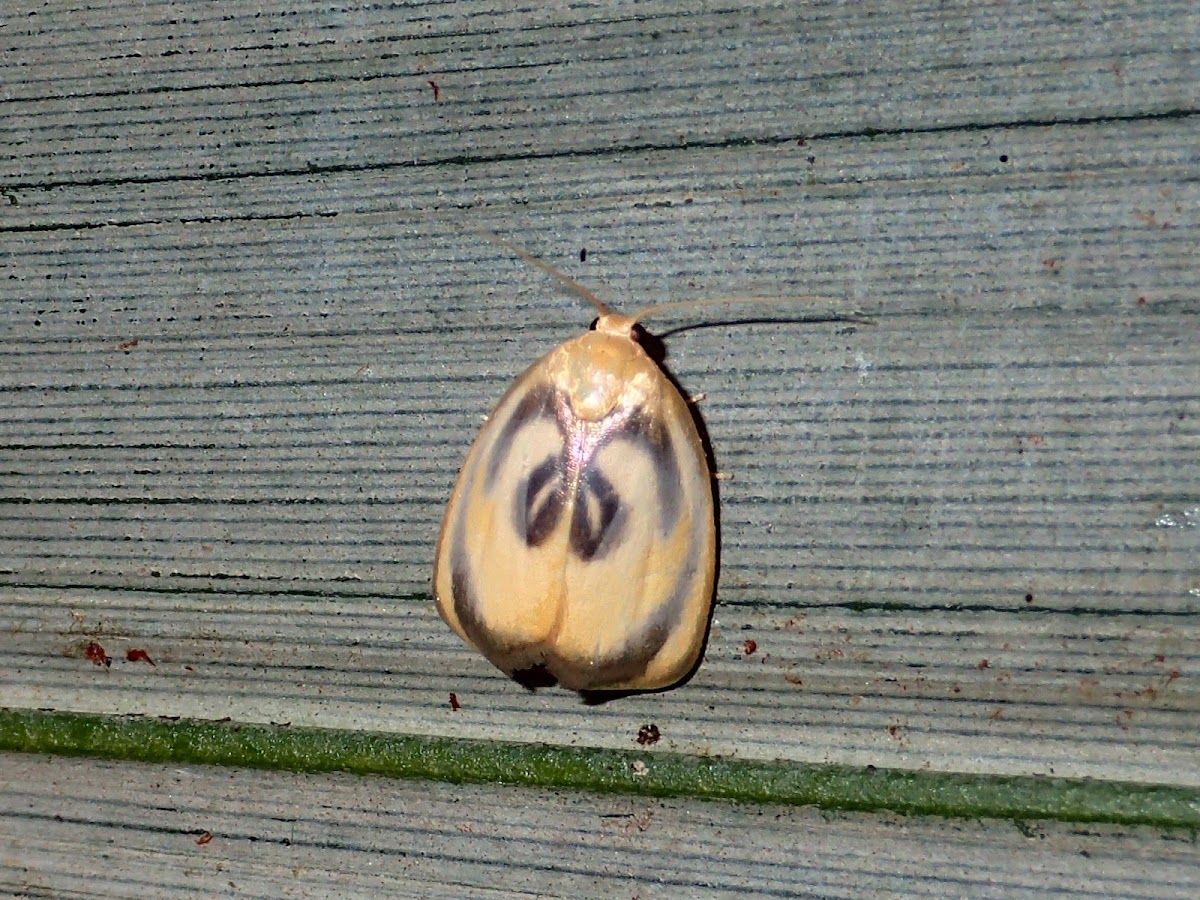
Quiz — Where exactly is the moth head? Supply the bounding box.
[592,313,639,341]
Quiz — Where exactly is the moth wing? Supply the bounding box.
[434,338,716,692]
[550,376,716,690]
[433,353,568,667]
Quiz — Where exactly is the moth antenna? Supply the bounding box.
[479,231,611,317]
[629,295,855,325]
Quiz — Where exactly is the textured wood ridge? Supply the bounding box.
[1,0,1198,894]
[3,754,1199,899]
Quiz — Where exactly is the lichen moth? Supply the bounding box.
[433,238,805,693]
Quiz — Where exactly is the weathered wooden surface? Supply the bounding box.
[1,0,1198,893]
[3,753,1198,899]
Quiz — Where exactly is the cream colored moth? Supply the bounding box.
[434,239,792,693]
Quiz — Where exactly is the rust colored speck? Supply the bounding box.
[85,641,112,668]
[196,831,214,846]
[126,648,155,666]
[977,659,990,670]
[428,79,440,101]
[636,723,661,746]
[449,692,461,711]
[742,639,758,656]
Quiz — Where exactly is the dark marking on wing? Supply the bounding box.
[615,410,682,537]
[448,499,490,661]
[570,466,623,560]
[481,379,691,562]
[548,620,672,691]
[647,423,681,535]
[521,455,564,547]
[557,477,712,690]
[451,547,547,677]
[450,565,476,638]
[450,549,505,668]
[448,475,712,691]
[484,385,555,493]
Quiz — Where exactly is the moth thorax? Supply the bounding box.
[569,357,626,420]
[558,331,651,422]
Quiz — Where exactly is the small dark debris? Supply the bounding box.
[85,641,112,669]
[636,723,661,746]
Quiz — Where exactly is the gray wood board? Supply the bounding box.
[1,0,1197,824]
[3,584,1198,786]
[2,753,1198,899]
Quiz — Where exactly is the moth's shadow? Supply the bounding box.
[654,313,872,342]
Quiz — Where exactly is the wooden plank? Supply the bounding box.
[3,125,1195,781]
[0,0,1197,853]
[3,2,1194,187]
[3,587,1198,785]
[3,118,1195,607]
[3,754,1198,898]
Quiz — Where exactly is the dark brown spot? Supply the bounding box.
[570,466,622,560]
[84,641,111,668]
[511,663,558,689]
[521,456,564,546]
[636,723,661,745]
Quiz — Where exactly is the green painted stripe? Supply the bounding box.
[2,708,1197,828]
